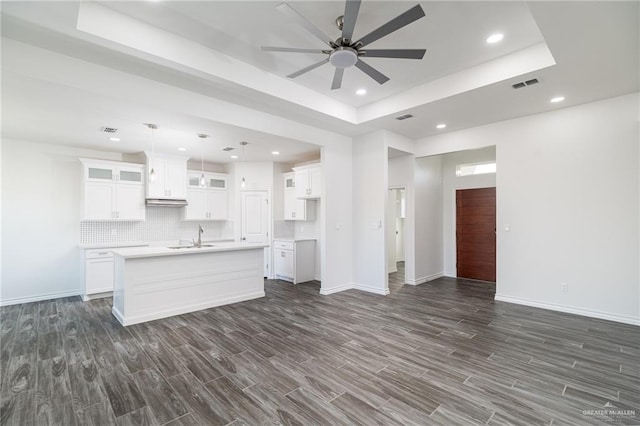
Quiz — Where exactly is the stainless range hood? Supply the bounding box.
[145,198,188,207]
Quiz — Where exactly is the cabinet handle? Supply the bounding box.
[281,251,285,257]
[97,252,109,255]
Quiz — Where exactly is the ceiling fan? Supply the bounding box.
[262,0,427,90]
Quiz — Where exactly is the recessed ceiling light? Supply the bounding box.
[177,147,187,151]
[272,151,280,155]
[356,89,367,96]
[486,33,504,44]
[550,96,565,103]
[230,155,239,159]
[436,123,447,129]
[109,137,120,142]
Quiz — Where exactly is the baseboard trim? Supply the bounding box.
[314,274,321,281]
[112,291,266,326]
[0,289,82,306]
[388,267,398,274]
[353,283,390,296]
[406,272,444,286]
[494,294,640,326]
[82,291,113,302]
[320,283,354,295]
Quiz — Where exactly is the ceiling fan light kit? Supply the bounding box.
[263,0,427,90]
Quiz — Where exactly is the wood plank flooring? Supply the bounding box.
[1,264,639,425]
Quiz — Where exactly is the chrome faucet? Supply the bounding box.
[193,225,204,248]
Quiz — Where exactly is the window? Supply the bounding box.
[456,161,496,177]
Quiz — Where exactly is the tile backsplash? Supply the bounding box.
[80,207,233,244]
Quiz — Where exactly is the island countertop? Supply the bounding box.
[111,242,268,259]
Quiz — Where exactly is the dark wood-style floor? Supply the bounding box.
[1,264,639,425]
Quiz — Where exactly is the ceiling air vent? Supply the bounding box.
[222,147,235,151]
[395,114,414,121]
[102,127,118,133]
[512,78,540,89]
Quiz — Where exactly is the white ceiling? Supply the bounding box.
[1,1,638,161]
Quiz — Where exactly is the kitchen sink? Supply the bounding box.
[168,244,216,249]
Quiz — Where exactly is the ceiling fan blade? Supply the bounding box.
[355,59,389,85]
[276,2,332,46]
[356,4,425,48]
[362,49,426,59]
[287,58,329,78]
[331,68,345,90]
[341,0,361,42]
[262,46,327,54]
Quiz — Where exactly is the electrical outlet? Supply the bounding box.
[560,283,568,292]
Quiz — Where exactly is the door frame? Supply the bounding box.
[239,189,272,278]
[387,185,408,277]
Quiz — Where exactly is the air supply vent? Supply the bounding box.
[222,147,235,152]
[512,78,539,89]
[102,127,118,133]
[395,114,414,121]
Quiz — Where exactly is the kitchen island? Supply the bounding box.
[110,243,267,326]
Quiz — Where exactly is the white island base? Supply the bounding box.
[111,244,265,326]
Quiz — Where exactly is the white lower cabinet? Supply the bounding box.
[273,240,316,284]
[83,249,115,300]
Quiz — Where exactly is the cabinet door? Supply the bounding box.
[86,166,114,182]
[147,158,166,198]
[284,188,296,220]
[209,190,228,220]
[86,258,114,294]
[275,249,294,278]
[184,188,208,220]
[116,184,145,220]
[308,166,322,198]
[295,199,307,221]
[208,177,226,190]
[117,167,143,185]
[165,158,187,199]
[84,182,115,220]
[294,170,309,199]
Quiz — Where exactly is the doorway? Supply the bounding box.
[241,190,270,277]
[387,188,406,275]
[455,187,496,282]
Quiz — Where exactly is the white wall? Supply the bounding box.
[415,93,640,324]
[351,132,388,295]
[1,139,121,303]
[319,143,353,294]
[414,156,444,284]
[441,147,496,277]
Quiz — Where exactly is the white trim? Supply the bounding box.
[112,291,265,326]
[82,291,113,302]
[388,266,398,274]
[314,274,321,281]
[406,272,444,286]
[353,283,390,295]
[0,289,82,306]
[320,283,354,295]
[494,294,640,326]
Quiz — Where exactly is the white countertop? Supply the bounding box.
[273,238,317,242]
[79,241,148,249]
[111,242,268,259]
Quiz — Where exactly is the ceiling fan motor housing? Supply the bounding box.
[330,47,358,68]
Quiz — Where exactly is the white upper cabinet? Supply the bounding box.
[184,171,229,221]
[293,164,322,200]
[283,172,315,221]
[145,153,188,199]
[80,159,145,221]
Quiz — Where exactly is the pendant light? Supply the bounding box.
[198,134,208,187]
[240,141,248,188]
[145,123,158,181]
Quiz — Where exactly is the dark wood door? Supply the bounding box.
[456,187,496,282]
